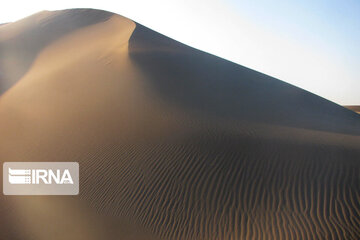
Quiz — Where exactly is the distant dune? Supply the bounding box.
[0,9,359,240]
[345,106,360,114]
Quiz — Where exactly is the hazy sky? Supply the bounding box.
[1,0,359,105]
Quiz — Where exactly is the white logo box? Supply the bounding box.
[3,162,79,195]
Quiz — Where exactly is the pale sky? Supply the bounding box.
[1,0,359,105]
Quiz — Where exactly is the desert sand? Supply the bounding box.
[0,9,359,240]
[345,106,360,114]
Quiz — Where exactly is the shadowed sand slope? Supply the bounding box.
[0,9,360,240]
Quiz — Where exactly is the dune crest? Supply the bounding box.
[0,9,359,240]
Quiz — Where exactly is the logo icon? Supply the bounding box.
[3,162,79,195]
[8,168,31,184]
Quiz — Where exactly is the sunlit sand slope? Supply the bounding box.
[0,9,359,240]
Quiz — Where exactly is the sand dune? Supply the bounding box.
[0,9,359,240]
[345,106,360,114]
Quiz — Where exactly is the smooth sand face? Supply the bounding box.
[0,9,360,240]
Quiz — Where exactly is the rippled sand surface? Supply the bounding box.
[0,9,359,240]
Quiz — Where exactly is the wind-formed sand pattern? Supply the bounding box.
[0,9,359,240]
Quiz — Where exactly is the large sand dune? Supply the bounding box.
[0,9,359,240]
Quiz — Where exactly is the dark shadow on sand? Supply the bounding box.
[128,24,360,136]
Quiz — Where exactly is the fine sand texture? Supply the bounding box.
[0,9,360,240]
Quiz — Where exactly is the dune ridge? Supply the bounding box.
[0,9,359,240]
